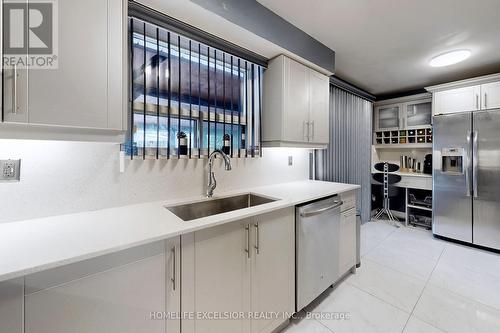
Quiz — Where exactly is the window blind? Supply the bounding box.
[124,16,264,159]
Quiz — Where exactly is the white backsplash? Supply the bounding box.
[0,140,310,223]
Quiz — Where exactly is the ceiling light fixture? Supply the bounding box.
[429,50,471,67]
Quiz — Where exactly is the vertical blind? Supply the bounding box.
[315,85,373,223]
[125,18,264,159]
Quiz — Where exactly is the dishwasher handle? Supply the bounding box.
[300,200,343,218]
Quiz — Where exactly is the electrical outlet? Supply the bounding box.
[0,159,21,182]
[288,156,293,166]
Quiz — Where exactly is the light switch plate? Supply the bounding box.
[0,159,21,182]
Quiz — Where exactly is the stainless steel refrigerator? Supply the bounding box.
[433,109,500,250]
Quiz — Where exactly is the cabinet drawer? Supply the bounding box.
[398,176,432,190]
[340,191,356,212]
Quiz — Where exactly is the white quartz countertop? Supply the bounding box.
[0,180,359,283]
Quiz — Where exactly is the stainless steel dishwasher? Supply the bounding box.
[296,195,343,311]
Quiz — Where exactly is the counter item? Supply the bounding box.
[424,154,432,174]
[222,134,231,155]
[177,132,188,155]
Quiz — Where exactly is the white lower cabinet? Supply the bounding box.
[251,209,295,333]
[0,278,24,333]
[23,239,180,333]
[339,207,357,274]
[182,207,295,333]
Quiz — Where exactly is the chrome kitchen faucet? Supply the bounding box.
[206,149,232,198]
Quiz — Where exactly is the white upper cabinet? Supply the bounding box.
[1,0,126,141]
[374,94,432,131]
[263,55,330,148]
[374,103,401,131]
[427,73,500,115]
[308,69,330,144]
[432,86,481,115]
[481,81,500,110]
[283,58,309,143]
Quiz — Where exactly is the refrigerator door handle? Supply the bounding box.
[466,130,472,197]
[472,130,479,198]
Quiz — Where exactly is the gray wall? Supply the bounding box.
[315,86,373,223]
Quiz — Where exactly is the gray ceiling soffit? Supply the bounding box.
[190,0,335,73]
[330,76,376,102]
[129,1,268,67]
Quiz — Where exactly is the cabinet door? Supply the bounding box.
[165,236,181,333]
[188,220,251,333]
[481,81,500,110]
[283,57,309,143]
[251,208,294,333]
[0,278,24,333]
[339,208,357,275]
[2,0,29,123]
[375,104,401,131]
[27,0,124,129]
[404,99,432,128]
[308,69,329,144]
[25,252,166,333]
[433,86,480,115]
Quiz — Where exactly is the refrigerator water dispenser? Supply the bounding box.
[441,148,464,174]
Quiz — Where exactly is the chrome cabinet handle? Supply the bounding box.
[13,65,19,114]
[472,131,478,198]
[253,223,260,254]
[300,200,344,218]
[245,224,250,258]
[465,130,472,197]
[303,121,310,141]
[476,94,479,110]
[171,246,176,291]
[484,93,488,109]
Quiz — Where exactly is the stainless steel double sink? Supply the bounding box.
[166,193,277,221]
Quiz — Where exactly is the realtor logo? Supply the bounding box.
[2,0,58,69]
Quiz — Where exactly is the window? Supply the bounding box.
[125,16,264,159]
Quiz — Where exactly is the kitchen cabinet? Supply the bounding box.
[374,104,401,131]
[374,95,432,131]
[23,239,179,333]
[181,207,295,333]
[481,81,500,110]
[263,55,329,147]
[0,0,126,141]
[251,209,295,333]
[308,69,330,144]
[432,86,481,115]
[404,100,432,129]
[373,94,432,147]
[0,278,24,333]
[182,218,252,333]
[427,74,500,115]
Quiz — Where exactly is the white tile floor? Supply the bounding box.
[282,221,500,333]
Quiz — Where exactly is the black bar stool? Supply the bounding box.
[372,162,401,227]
